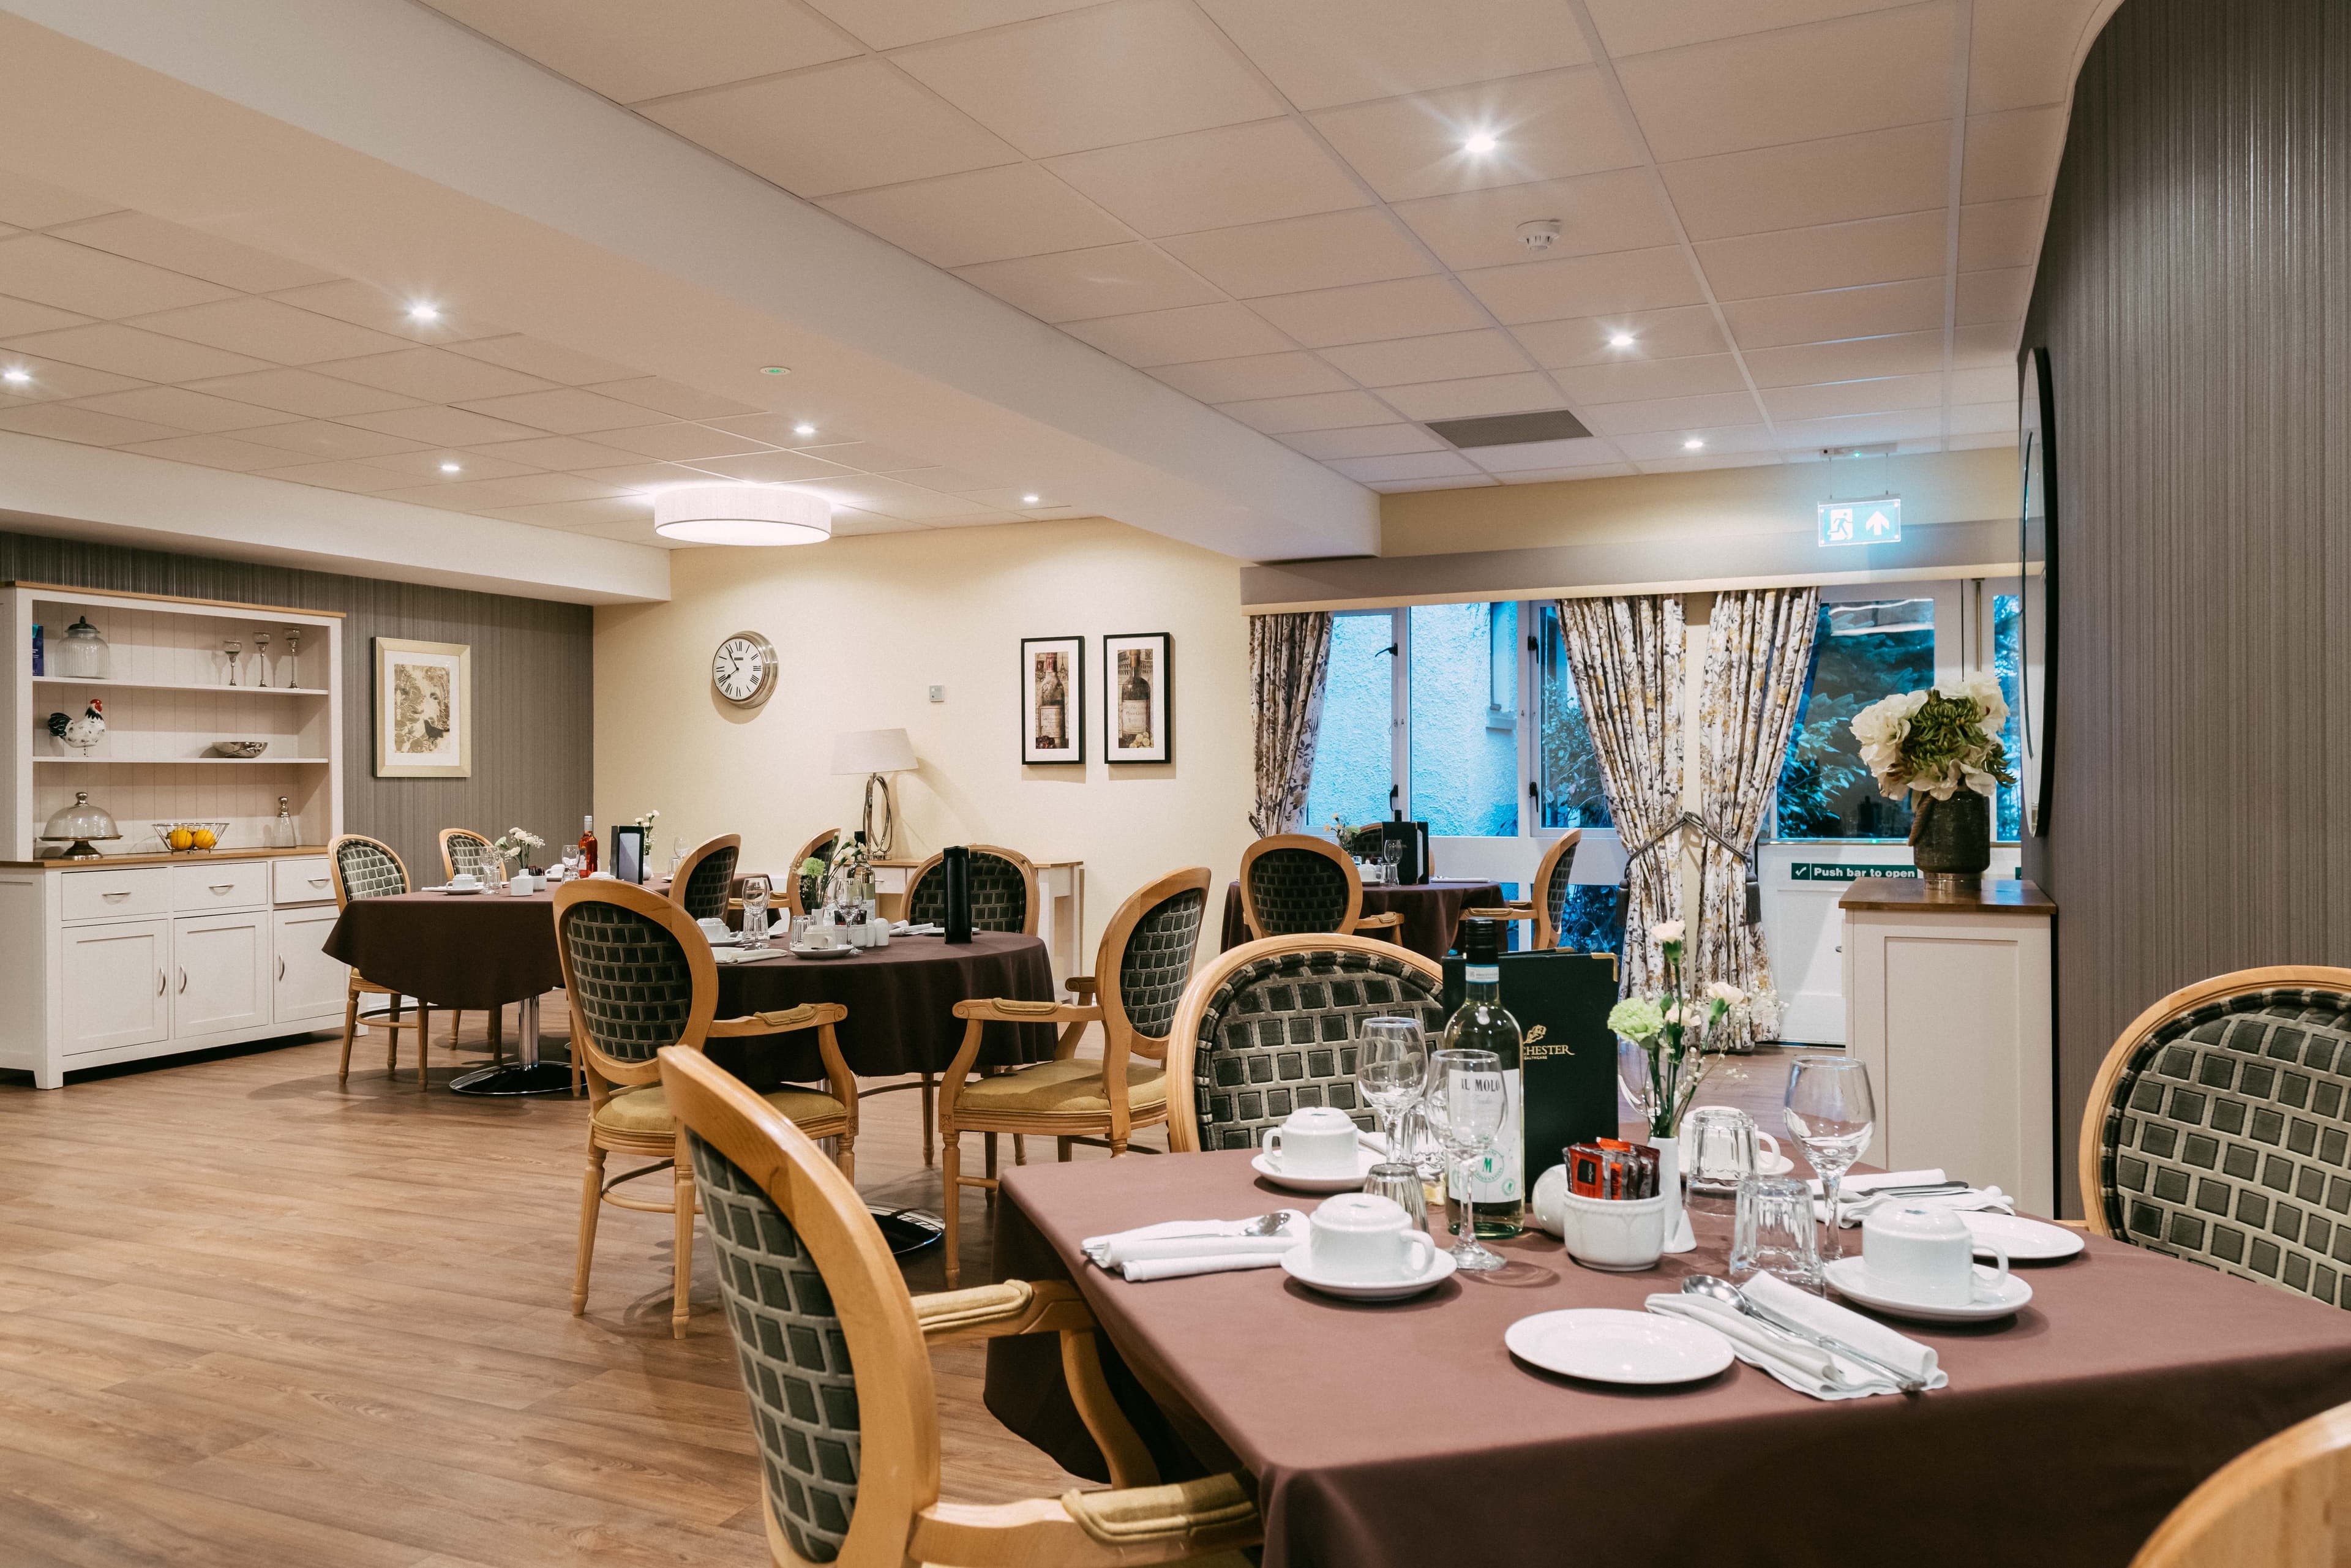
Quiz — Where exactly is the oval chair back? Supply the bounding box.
[2082,965,2351,1305]
[552,880,720,1101]
[907,844,1037,934]
[1164,933,1447,1153]
[788,828,842,918]
[1094,867,1213,1081]
[1238,834,1363,939]
[438,828,498,887]
[1532,829,1581,952]
[329,833,410,908]
[2131,1398,2351,1567]
[669,833,742,923]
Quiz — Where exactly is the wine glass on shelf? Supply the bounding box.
[222,638,242,687]
[1425,1046,1507,1272]
[1783,1056,1877,1259]
[252,629,272,688]
[1355,1017,1428,1165]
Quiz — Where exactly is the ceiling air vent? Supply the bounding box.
[1423,410,1591,448]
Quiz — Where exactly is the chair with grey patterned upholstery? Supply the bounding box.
[656,1045,1261,1568]
[787,827,842,919]
[1165,932,1449,1155]
[905,843,1038,935]
[1462,829,1583,952]
[1237,833,1404,945]
[2081,964,2351,1307]
[555,879,857,1338]
[328,833,438,1089]
[668,833,741,923]
[938,866,1213,1286]
[433,827,508,1063]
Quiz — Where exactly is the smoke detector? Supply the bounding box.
[1516,218,1562,254]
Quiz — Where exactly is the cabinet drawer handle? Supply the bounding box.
[156,970,167,995]
[307,877,329,887]
[178,969,188,994]
[103,890,130,901]
[277,956,286,980]
[209,883,235,893]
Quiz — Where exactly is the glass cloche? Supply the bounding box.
[40,792,121,860]
[54,616,109,680]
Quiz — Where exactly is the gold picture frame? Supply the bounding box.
[374,636,471,778]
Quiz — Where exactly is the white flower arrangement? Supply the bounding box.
[1850,674,2014,803]
[492,826,544,859]
[1606,921,1753,1136]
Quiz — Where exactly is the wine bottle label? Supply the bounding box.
[1466,964,1500,983]
[1453,1068,1523,1204]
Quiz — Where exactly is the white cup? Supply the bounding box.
[1861,1205,2010,1306]
[448,872,478,891]
[799,921,834,950]
[1558,1190,1668,1271]
[1307,1193,1434,1283]
[1262,1106,1363,1178]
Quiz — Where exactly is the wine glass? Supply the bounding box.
[740,874,771,950]
[1782,1056,1877,1259]
[1425,1047,1507,1272]
[222,638,242,686]
[1355,1018,1428,1164]
[1381,838,1404,885]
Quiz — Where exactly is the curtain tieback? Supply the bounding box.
[1621,812,1756,874]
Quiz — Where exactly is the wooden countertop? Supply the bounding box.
[1839,876,2054,915]
[0,845,331,869]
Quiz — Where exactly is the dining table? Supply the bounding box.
[984,1147,2351,1567]
[1218,877,1507,964]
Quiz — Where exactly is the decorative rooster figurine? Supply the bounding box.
[48,700,105,754]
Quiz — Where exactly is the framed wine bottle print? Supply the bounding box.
[1019,635,1084,765]
[1103,632,1171,763]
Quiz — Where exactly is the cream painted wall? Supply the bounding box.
[593,518,1253,961]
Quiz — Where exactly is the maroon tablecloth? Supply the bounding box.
[986,1150,2351,1568]
[1218,879,1506,962]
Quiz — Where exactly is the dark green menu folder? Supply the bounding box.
[1440,948,1621,1189]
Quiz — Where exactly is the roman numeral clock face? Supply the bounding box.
[711,631,778,708]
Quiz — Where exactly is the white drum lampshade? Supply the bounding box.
[830,728,918,776]
[653,483,831,546]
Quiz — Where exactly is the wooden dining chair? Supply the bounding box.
[1463,829,1583,951]
[787,827,842,918]
[907,844,1040,934]
[553,879,858,1338]
[655,1046,1261,1567]
[432,827,508,1062]
[2131,1397,2351,1566]
[1237,834,1403,943]
[2080,964,2351,1306]
[1166,932,1448,1153]
[328,833,437,1089]
[667,833,741,923]
[937,866,1213,1286]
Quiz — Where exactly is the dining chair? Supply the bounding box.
[937,866,1213,1286]
[667,832,741,923]
[553,879,858,1338]
[907,844,1039,934]
[2080,964,2351,1307]
[435,827,505,1062]
[787,827,842,918]
[328,833,436,1089]
[2130,1397,2351,1566]
[1463,829,1583,951]
[1236,833,1404,943]
[654,1046,1261,1568]
[1165,932,1448,1153]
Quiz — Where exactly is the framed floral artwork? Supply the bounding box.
[374,636,471,778]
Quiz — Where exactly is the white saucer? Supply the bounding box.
[1823,1256,2034,1322]
[1506,1308,1734,1385]
[790,943,859,960]
[1279,1243,1455,1300]
[437,885,484,896]
[1756,1150,1794,1176]
[1250,1147,1383,1194]
[1960,1211,2085,1261]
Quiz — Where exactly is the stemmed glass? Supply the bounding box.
[1355,1018,1428,1164]
[222,638,242,686]
[252,629,272,688]
[1425,1046,1507,1272]
[1783,1056,1877,1259]
[1381,838,1404,885]
[740,875,771,950]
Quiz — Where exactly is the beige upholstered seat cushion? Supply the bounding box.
[593,1082,846,1138]
[958,1058,1167,1116]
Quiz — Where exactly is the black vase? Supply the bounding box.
[1910,789,1992,893]
[942,845,973,944]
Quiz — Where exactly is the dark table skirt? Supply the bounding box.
[1218,878,1505,962]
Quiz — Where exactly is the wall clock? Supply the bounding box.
[711,630,778,708]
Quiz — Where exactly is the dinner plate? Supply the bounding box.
[1250,1147,1384,1193]
[1505,1308,1734,1386]
[436,886,484,896]
[1960,1210,2085,1261]
[1280,1244,1455,1301]
[1823,1256,2034,1322]
[790,943,860,960]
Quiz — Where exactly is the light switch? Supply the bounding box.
[928,685,945,703]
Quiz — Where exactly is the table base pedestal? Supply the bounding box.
[448,994,576,1098]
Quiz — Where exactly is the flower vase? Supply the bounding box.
[1655,1132,1697,1254]
[1909,788,1991,895]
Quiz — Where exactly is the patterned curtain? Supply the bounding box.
[1248,612,1334,838]
[1558,596,1684,999]
[1692,587,1820,1048]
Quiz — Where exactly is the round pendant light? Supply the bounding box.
[653,483,831,546]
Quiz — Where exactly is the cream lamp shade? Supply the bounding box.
[831,728,917,775]
[653,483,831,546]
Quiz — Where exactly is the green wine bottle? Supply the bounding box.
[1442,918,1524,1238]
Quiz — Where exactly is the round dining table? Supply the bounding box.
[1217,877,1507,963]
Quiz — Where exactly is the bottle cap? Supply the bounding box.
[1461,918,1501,962]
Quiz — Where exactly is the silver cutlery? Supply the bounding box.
[1680,1275,1927,1394]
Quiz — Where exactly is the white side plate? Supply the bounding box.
[1960,1211,2085,1261]
[1505,1308,1734,1385]
[1250,1147,1384,1194]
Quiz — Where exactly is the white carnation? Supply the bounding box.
[1651,920,1684,944]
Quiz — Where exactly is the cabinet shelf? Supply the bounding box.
[33,756,331,766]
[32,677,324,696]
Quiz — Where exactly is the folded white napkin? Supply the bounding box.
[1082,1212,1306,1282]
[896,921,944,936]
[1647,1273,1946,1400]
[710,947,790,965]
[1805,1169,2015,1226]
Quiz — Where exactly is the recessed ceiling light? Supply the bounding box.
[406,302,440,323]
[759,365,791,376]
[1682,438,1706,451]
[1463,132,1498,155]
[1608,332,1636,348]
[1022,493,1041,505]
[1,367,28,384]
[793,422,817,437]
[439,461,462,474]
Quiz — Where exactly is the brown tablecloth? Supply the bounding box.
[986,1149,2351,1568]
[1218,879,1506,962]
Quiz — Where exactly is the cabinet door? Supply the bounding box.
[272,906,349,1022]
[172,912,271,1037]
[61,918,172,1056]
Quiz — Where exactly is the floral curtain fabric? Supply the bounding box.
[1248,612,1334,838]
[1558,595,1685,999]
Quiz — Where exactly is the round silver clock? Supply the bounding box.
[711,630,778,708]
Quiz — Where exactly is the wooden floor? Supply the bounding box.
[0,1005,1815,1567]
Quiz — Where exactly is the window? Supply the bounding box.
[1534,602,1613,831]
[1776,598,1937,841]
[1992,593,2023,841]
[1302,611,1395,833]
[1407,601,1518,837]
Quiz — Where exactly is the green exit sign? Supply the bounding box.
[1789,863,1918,882]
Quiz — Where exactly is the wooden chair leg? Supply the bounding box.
[1110,1136,1128,1158]
[416,1003,432,1088]
[671,1144,695,1339]
[386,996,402,1070]
[834,1128,855,1184]
[448,1010,465,1055]
[572,1136,607,1316]
[339,984,360,1086]
[942,1134,963,1289]
[921,1073,936,1166]
[1057,1136,1074,1162]
[1013,1135,1027,1166]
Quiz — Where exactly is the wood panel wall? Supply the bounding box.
[2022,0,2351,1213]
[0,527,592,880]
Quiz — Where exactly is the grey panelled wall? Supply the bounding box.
[2021,0,2351,1215]
[0,527,591,879]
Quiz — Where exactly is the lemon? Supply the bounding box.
[168,827,193,851]
[190,828,217,850]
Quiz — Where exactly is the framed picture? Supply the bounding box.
[373,637,471,779]
[1103,632,1172,763]
[1020,636,1084,765]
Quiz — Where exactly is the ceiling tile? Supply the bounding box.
[588,420,782,460]
[487,497,661,531]
[1046,121,1367,239]
[1760,372,1942,421]
[1513,306,1730,367]
[264,280,501,343]
[955,243,1220,321]
[127,296,415,365]
[1381,372,1565,421]
[1393,168,1679,272]
[1198,0,1590,113]
[446,334,639,386]
[1467,436,1622,472]
[1970,0,2105,114]
[1949,399,2019,435]
[1310,67,1638,203]
[1613,7,1957,163]
[1149,351,1353,402]
[380,473,627,509]
[638,60,1020,198]
[1551,353,1749,404]
[1957,266,2031,324]
[1367,473,1495,492]
[1954,320,2022,367]
[466,433,647,471]
[0,234,236,318]
[568,461,721,490]
[180,367,422,418]
[1694,209,1946,300]
[1744,330,1946,387]
[0,171,118,230]
[1329,451,1482,482]
[803,0,1104,51]
[419,0,859,103]
[1634,450,1783,474]
[1946,428,2014,452]
[0,294,90,338]
[1250,275,1488,346]
[1060,301,1296,366]
[2,323,272,383]
[583,377,765,420]
[1948,364,2014,403]
[1580,391,1765,435]
[962,486,1065,510]
[0,353,148,402]
[1461,246,1706,324]
[1719,276,1944,349]
[1318,329,1531,387]
[334,403,549,446]
[1772,408,1945,446]
[1497,462,1640,484]
[1611,423,1779,459]
[882,465,1003,493]
[1962,107,2068,203]
[67,386,299,433]
[117,433,312,470]
[1660,121,1951,241]
[234,421,432,460]
[250,459,416,493]
[818,163,1134,269]
[1161,209,1430,299]
[1218,388,1397,435]
[1584,0,1913,56]
[0,403,184,445]
[891,0,1284,159]
[683,449,860,482]
[452,386,675,433]
[793,440,926,470]
[43,212,336,293]
[367,447,546,482]
[310,347,557,402]
[703,415,859,450]
[802,475,991,520]
[1959,198,2044,271]
[1275,422,1443,460]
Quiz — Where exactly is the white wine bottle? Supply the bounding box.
[1442,919,1524,1237]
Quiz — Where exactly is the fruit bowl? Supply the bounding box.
[154,820,230,853]
[210,740,270,758]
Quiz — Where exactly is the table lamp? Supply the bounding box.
[831,727,918,857]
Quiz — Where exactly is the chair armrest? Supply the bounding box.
[913,1278,1095,1343]
[707,1001,849,1038]
[1066,975,1098,1002]
[1463,904,1535,920]
[909,1475,1261,1567]
[952,997,1103,1028]
[1354,910,1403,929]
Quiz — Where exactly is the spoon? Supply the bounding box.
[1679,1275,1927,1394]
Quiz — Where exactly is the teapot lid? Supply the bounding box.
[1311,1192,1410,1231]
[1862,1204,1972,1240]
[63,615,102,640]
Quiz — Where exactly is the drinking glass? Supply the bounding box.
[740,875,771,950]
[1355,1017,1428,1164]
[1362,1162,1429,1232]
[1684,1105,1768,1194]
[1730,1174,1821,1286]
[560,846,581,880]
[1381,838,1403,884]
[1616,1038,1662,1136]
[1425,1046,1507,1272]
[1783,1055,1876,1259]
